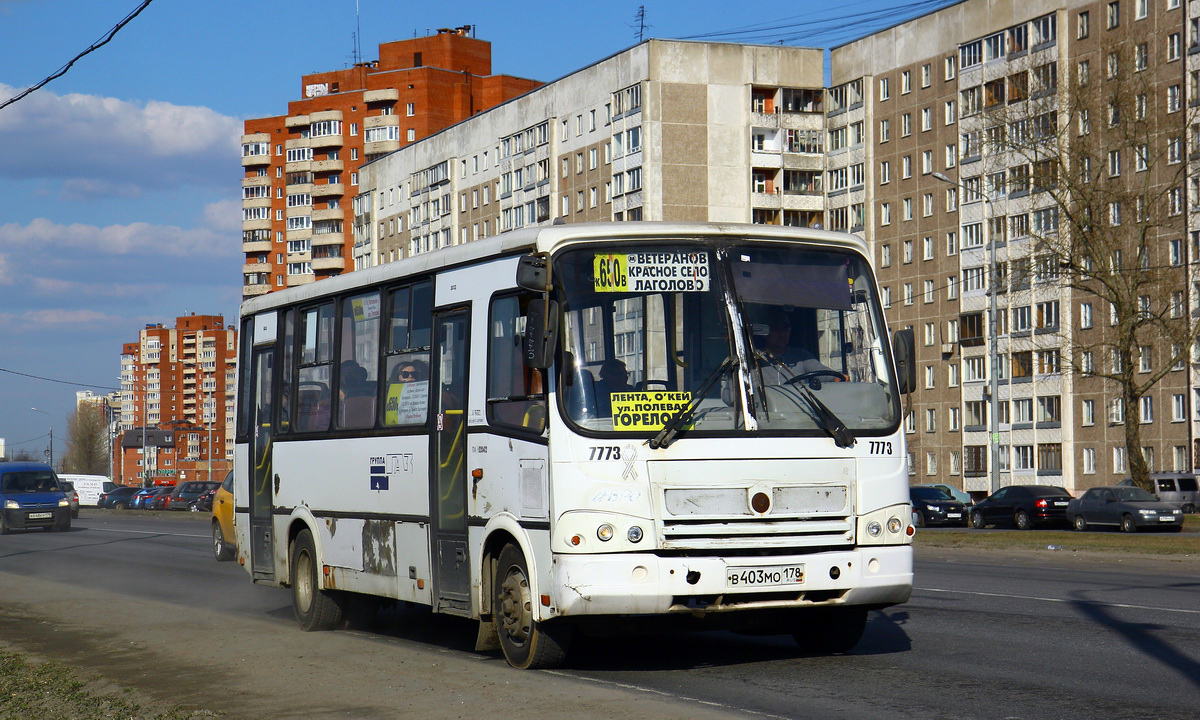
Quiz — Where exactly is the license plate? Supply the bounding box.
[726,564,804,588]
[27,512,52,520]
[1054,502,1069,506]
[1159,516,1177,522]
[947,513,961,518]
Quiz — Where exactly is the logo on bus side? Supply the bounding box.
[370,453,414,491]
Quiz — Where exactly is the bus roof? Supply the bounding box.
[240,222,869,317]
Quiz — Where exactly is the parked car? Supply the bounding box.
[145,486,175,510]
[970,485,1073,530]
[130,486,167,509]
[162,481,221,511]
[0,461,71,533]
[97,485,140,509]
[1119,473,1198,514]
[909,486,968,527]
[924,483,974,511]
[212,471,235,561]
[1067,486,1185,533]
[189,487,216,513]
[60,480,80,519]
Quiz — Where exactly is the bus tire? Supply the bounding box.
[290,528,344,631]
[793,607,868,654]
[494,543,570,669]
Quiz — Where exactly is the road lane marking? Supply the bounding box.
[85,527,208,539]
[918,586,1200,615]
[547,672,794,720]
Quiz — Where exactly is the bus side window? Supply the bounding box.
[383,281,433,427]
[337,291,381,429]
[487,294,547,432]
[276,309,295,434]
[296,303,334,432]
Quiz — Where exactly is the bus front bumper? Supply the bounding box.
[550,545,912,617]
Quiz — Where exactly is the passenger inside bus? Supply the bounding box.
[339,360,376,427]
[594,358,634,416]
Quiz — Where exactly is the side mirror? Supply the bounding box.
[892,328,916,395]
[516,253,551,292]
[523,299,559,369]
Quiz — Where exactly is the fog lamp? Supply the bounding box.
[597,524,614,541]
[627,525,644,543]
[866,521,882,537]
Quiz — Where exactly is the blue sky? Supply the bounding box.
[0,0,947,464]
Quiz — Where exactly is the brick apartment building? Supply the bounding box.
[113,314,237,486]
[240,27,541,299]
[829,0,1200,494]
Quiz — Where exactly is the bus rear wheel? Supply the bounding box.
[494,543,570,669]
[291,528,344,631]
[793,607,868,654]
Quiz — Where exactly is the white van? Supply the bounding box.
[58,474,116,507]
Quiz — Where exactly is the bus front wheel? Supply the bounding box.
[291,528,344,631]
[494,543,570,669]
[792,607,868,654]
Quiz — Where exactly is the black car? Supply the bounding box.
[910,486,967,527]
[1067,486,1185,533]
[970,485,1073,530]
[97,485,140,509]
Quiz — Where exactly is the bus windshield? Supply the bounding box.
[554,241,899,437]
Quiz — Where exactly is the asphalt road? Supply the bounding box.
[0,512,1197,719]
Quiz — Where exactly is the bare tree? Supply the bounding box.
[63,404,110,475]
[990,43,1197,490]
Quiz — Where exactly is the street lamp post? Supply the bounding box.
[933,171,1001,495]
[30,407,53,469]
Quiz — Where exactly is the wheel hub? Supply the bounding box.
[498,567,532,646]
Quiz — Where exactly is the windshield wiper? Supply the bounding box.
[648,355,736,450]
[753,350,854,449]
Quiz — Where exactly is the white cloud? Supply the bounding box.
[0,217,239,257]
[0,83,241,198]
[203,198,243,234]
[0,253,10,284]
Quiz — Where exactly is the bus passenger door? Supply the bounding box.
[431,308,470,614]
[250,346,276,581]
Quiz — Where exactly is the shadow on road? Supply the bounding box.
[1070,591,1200,693]
[339,602,911,671]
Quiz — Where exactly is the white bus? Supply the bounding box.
[234,222,916,669]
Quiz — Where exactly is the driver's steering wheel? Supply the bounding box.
[784,370,846,388]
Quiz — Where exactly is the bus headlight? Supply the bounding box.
[597,524,614,542]
[627,525,643,543]
[887,516,903,534]
[866,521,882,537]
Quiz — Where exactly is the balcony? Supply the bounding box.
[364,140,401,156]
[241,153,270,168]
[312,232,345,247]
[312,256,346,271]
[312,207,345,222]
[242,175,270,188]
[312,159,344,173]
[242,238,271,253]
[242,218,270,232]
[363,88,399,103]
[312,182,345,197]
[310,133,344,149]
[751,191,782,208]
[242,262,271,274]
[242,197,270,210]
[364,115,400,130]
[285,115,310,128]
[243,284,272,298]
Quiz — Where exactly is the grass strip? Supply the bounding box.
[0,650,220,720]
[915,514,1200,556]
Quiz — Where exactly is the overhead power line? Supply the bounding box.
[680,0,955,47]
[0,0,157,112]
[0,366,118,392]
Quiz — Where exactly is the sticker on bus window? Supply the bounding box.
[351,295,381,322]
[610,391,692,431]
[593,252,710,293]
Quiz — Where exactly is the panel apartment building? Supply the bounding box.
[240,27,541,299]
[113,315,237,486]
[351,40,825,266]
[829,0,1199,494]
